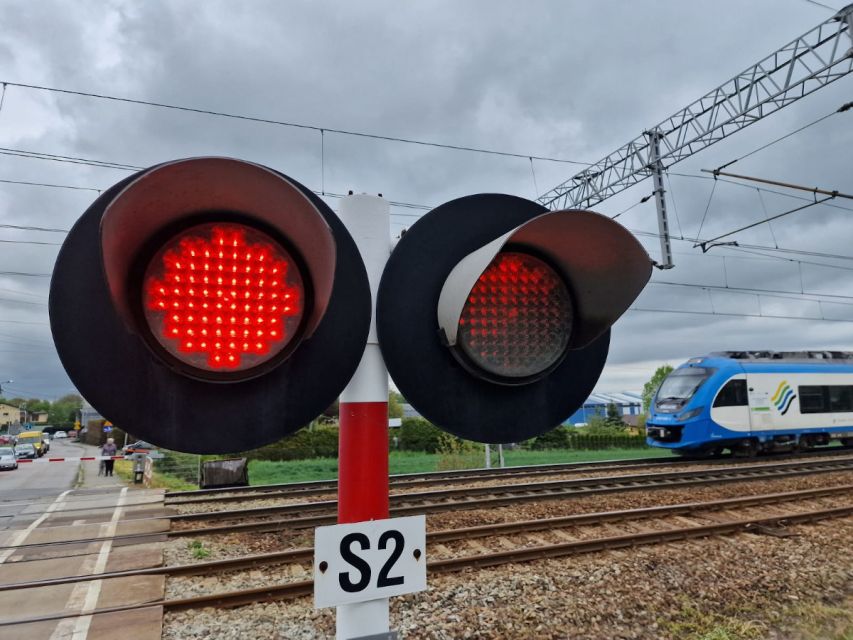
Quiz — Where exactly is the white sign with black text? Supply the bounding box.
[314,515,427,608]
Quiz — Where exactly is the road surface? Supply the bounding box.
[0,439,90,527]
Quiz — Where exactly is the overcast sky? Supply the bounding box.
[0,0,851,404]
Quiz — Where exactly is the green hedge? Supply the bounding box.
[397,418,444,453]
[529,428,647,450]
[243,426,340,461]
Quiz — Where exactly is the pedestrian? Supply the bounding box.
[101,437,117,477]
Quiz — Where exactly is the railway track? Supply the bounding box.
[165,446,853,505]
[167,455,853,526]
[2,485,850,625]
[2,455,851,552]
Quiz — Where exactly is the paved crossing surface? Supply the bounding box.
[0,481,169,639]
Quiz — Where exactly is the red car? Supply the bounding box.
[122,440,155,455]
[0,435,12,445]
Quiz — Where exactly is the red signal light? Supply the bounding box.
[143,223,305,372]
[456,251,572,380]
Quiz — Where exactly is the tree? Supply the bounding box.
[388,391,405,419]
[47,394,83,425]
[642,365,674,413]
[605,402,624,427]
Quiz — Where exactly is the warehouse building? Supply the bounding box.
[564,391,643,426]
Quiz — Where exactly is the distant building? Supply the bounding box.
[400,403,421,419]
[0,403,18,428]
[564,392,643,426]
[32,411,49,424]
[81,401,104,428]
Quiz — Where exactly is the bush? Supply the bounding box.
[435,432,481,470]
[398,418,444,453]
[244,426,340,461]
[528,426,571,450]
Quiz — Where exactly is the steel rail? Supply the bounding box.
[1,502,850,626]
[2,484,849,593]
[3,457,852,553]
[164,447,853,504]
[167,456,853,523]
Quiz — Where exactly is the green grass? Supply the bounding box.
[247,447,671,485]
[113,459,198,491]
[187,540,211,559]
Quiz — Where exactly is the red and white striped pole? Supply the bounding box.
[336,193,391,639]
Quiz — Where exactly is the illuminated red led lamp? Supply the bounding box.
[143,223,305,373]
[456,251,573,381]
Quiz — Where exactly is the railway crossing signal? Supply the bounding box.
[51,161,652,452]
[50,157,371,454]
[377,194,652,443]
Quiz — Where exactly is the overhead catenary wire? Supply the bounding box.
[0,147,142,171]
[0,81,592,166]
[627,307,853,323]
[0,178,101,193]
[649,280,853,305]
[698,196,834,250]
[714,101,850,171]
[669,171,853,216]
[701,168,853,201]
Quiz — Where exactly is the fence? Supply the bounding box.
[565,434,648,450]
[143,451,203,490]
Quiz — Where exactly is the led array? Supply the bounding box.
[457,252,572,378]
[144,224,304,371]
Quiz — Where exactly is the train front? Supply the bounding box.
[645,359,717,453]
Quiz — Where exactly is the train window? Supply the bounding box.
[713,379,748,407]
[829,386,853,412]
[799,386,826,413]
[799,385,853,413]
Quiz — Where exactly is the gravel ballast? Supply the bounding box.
[162,474,852,638]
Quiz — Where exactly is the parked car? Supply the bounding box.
[0,446,18,470]
[15,430,46,456]
[15,444,37,459]
[41,434,50,454]
[53,431,68,439]
[0,435,11,445]
[122,441,155,455]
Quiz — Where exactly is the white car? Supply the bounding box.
[0,446,18,470]
[53,431,68,439]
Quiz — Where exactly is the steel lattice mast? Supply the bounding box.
[538,4,853,266]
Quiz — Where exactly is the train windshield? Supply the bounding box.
[655,367,713,408]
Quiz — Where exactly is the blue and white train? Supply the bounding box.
[646,351,853,455]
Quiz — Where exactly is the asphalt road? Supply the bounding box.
[0,439,87,527]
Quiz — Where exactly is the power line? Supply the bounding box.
[801,0,840,11]
[0,81,592,166]
[649,280,853,305]
[698,196,833,249]
[0,271,51,278]
[669,171,853,215]
[628,306,853,323]
[0,147,142,171]
[715,101,849,171]
[702,168,853,200]
[0,238,62,246]
[0,223,69,233]
[0,178,101,193]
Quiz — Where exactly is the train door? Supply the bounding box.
[710,373,751,435]
[746,374,777,433]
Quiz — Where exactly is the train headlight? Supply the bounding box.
[678,407,704,421]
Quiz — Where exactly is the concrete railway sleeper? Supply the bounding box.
[2,484,850,592]
[1,501,850,627]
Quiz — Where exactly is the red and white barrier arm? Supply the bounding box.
[17,455,126,463]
